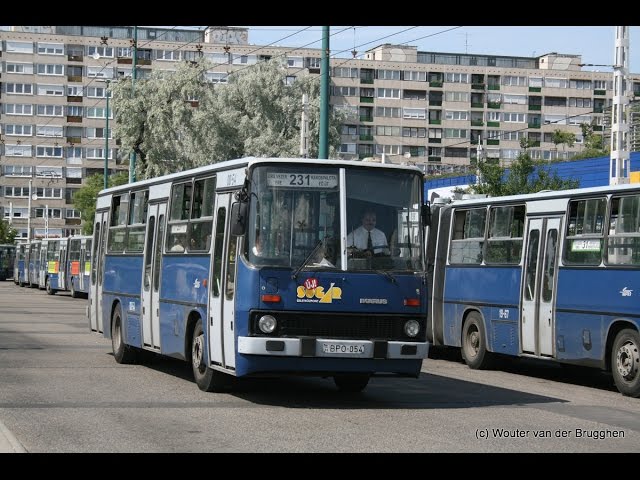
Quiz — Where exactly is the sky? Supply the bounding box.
[229,26,640,74]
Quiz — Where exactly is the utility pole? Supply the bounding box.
[104,79,111,190]
[27,179,32,243]
[44,204,49,239]
[610,26,631,185]
[319,26,330,160]
[129,25,138,183]
[475,135,484,186]
[300,94,309,158]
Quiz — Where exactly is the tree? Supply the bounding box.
[73,172,128,235]
[570,122,608,160]
[112,59,344,179]
[469,152,579,197]
[0,219,18,244]
[552,129,576,152]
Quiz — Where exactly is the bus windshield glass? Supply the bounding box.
[247,164,424,272]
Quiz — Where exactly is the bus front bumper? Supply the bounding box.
[237,336,428,359]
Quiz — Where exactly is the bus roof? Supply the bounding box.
[97,156,424,197]
[436,182,640,208]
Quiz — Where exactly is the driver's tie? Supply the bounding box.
[367,231,373,251]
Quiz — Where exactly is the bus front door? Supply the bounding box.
[208,193,237,370]
[141,202,166,351]
[90,211,108,333]
[521,217,561,357]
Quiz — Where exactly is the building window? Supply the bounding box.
[37,43,64,55]
[6,83,33,95]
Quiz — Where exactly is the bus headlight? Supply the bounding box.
[258,315,277,334]
[404,320,420,338]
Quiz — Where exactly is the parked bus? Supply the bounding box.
[89,157,430,392]
[0,244,16,281]
[39,238,69,294]
[426,183,640,397]
[14,243,27,285]
[66,235,92,297]
[27,240,41,288]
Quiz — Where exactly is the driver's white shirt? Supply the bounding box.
[346,226,388,254]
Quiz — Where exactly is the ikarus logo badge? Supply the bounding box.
[619,287,633,297]
[297,277,342,304]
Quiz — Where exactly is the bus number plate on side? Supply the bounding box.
[318,340,368,357]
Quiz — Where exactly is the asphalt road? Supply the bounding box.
[0,279,638,453]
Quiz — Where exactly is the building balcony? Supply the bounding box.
[428,138,441,143]
[471,83,485,90]
[359,134,373,141]
[117,57,133,64]
[527,122,541,129]
[66,136,82,144]
[360,96,374,104]
[429,100,442,107]
[360,77,374,84]
[528,105,542,111]
[66,115,83,123]
[487,84,500,90]
[67,96,83,103]
[471,120,484,127]
[359,116,373,122]
[67,54,83,62]
[428,156,441,162]
[428,119,442,125]
[470,102,484,109]
[593,125,604,131]
[487,139,500,146]
[487,102,501,109]
[593,89,606,96]
[486,121,500,128]
[528,86,542,93]
[429,81,443,88]
[67,75,83,83]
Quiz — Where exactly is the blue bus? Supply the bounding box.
[14,243,26,285]
[89,157,430,392]
[40,238,69,294]
[66,235,92,298]
[426,183,640,397]
[0,244,16,281]
[27,240,41,288]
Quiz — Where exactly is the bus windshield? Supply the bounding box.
[246,164,424,272]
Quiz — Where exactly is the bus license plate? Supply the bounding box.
[320,341,367,357]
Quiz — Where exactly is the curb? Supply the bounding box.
[0,420,27,453]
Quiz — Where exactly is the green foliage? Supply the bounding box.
[73,172,128,235]
[112,59,343,180]
[0,219,18,244]
[470,152,579,197]
[552,129,576,151]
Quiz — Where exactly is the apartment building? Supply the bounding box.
[1,26,639,240]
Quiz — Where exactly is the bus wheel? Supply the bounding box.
[45,277,56,295]
[462,312,493,370]
[333,374,370,393]
[111,304,137,364]
[191,319,231,392]
[612,329,640,398]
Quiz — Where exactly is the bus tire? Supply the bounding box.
[70,281,79,298]
[461,312,493,370]
[111,304,137,364]
[45,277,56,295]
[612,329,640,398]
[191,319,231,392]
[333,374,370,392]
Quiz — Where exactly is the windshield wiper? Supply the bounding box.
[374,269,397,284]
[291,239,325,280]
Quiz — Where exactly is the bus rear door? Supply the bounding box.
[141,202,166,351]
[521,217,561,357]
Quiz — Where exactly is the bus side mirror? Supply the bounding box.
[421,203,431,227]
[230,201,248,236]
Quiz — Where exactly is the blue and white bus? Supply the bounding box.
[426,183,640,397]
[89,157,430,392]
[13,243,26,285]
[66,235,92,298]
